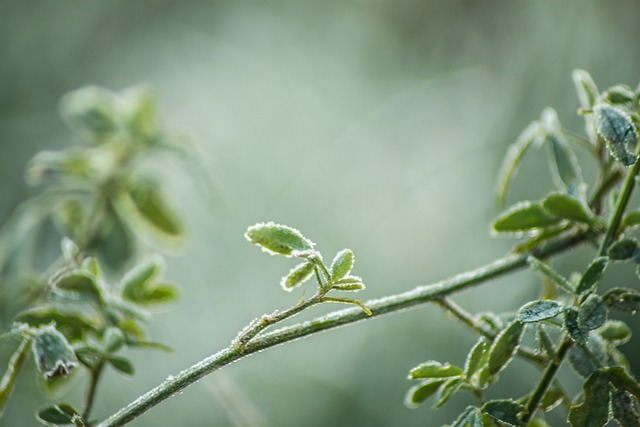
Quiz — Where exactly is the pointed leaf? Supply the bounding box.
[593,104,639,166]
[433,377,463,408]
[330,249,354,281]
[546,134,583,197]
[541,193,592,223]
[603,287,640,313]
[568,370,610,427]
[572,69,599,110]
[0,337,31,416]
[481,399,524,426]
[245,222,314,257]
[564,308,587,344]
[488,321,525,376]
[409,361,463,379]
[405,379,445,407]
[32,325,78,379]
[492,202,560,232]
[612,390,640,427]
[576,257,608,295]
[281,262,315,291]
[496,121,542,205]
[578,294,608,330]
[517,300,564,323]
[608,237,639,260]
[464,338,489,380]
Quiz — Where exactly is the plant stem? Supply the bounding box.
[522,158,640,424]
[0,336,32,414]
[97,228,587,427]
[83,360,106,424]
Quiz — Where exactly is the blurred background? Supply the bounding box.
[2,1,640,426]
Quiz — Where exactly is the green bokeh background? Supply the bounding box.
[2,1,640,426]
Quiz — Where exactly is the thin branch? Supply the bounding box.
[97,228,587,427]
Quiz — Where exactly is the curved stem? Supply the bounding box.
[97,229,587,427]
[83,360,106,424]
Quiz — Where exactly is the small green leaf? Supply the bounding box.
[541,193,592,223]
[14,308,99,341]
[0,337,32,416]
[103,327,126,353]
[60,238,80,264]
[539,387,564,412]
[611,389,640,427]
[496,121,542,206]
[330,249,354,281]
[127,180,183,237]
[37,402,79,425]
[572,69,599,110]
[59,86,118,144]
[245,222,314,257]
[598,320,632,345]
[492,202,560,232]
[568,370,610,427]
[593,103,639,166]
[409,361,463,379]
[463,338,489,381]
[405,379,445,407]
[481,399,524,426]
[121,259,177,305]
[578,294,608,330]
[604,85,636,105]
[622,210,640,231]
[433,377,463,408]
[608,237,639,260]
[451,406,483,427]
[119,85,157,140]
[32,325,78,379]
[488,321,525,377]
[281,262,315,291]
[92,205,134,271]
[568,334,609,378]
[517,300,564,323]
[107,355,135,376]
[606,366,640,401]
[53,272,103,305]
[603,287,640,313]
[564,308,587,344]
[576,257,609,295]
[546,134,584,198]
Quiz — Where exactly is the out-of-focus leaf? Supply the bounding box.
[409,361,463,379]
[564,308,587,344]
[92,205,134,271]
[603,288,640,313]
[59,86,118,144]
[0,336,31,416]
[517,300,564,323]
[103,327,125,353]
[52,199,89,243]
[568,370,610,427]
[604,85,636,105]
[536,325,557,362]
[245,222,314,257]
[32,325,78,379]
[119,86,157,140]
[404,379,445,408]
[53,272,103,305]
[496,121,542,206]
[546,134,584,198]
[576,257,608,295]
[608,237,639,260]
[492,202,560,232]
[281,262,315,291]
[481,399,524,426]
[126,180,183,238]
[611,389,640,427]
[433,377,463,408]
[121,259,159,299]
[606,366,640,400]
[540,388,564,412]
[568,335,609,378]
[14,307,99,341]
[451,406,483,427]
[578,294,607,330]
[25,149,93,185]
[37,402,79,426]
[598,320,632,345]
[572,69,599,110]
[330,249,354,281]
[106,355,135,376]
[541,193,592,224]
[526,256,574,294]
[513,224,569,253]
[593,104,639,166]
[488,321,525,376]
[622,210,640,231]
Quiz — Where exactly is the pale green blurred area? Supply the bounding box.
[2,1,640,426]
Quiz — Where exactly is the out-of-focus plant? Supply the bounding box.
[4,70,640,427]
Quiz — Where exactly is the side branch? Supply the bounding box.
[98,229,587,427]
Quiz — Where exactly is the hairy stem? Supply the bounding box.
[97,228,587,427]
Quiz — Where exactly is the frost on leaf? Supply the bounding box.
[280,262,315,291]
[245,222,315,257]
[593,104,639,166]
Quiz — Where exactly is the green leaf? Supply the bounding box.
[568,370,610,427]
[608,237,639,260]
[409,361,463,379]
[330,249,354,281]
[568,334,609,378]
[492,202,560,233]
[451,406,483,427]
[576,257,609,295]
[106,355,135,376]
[281,262,315,291]
[536,325,557,362]
[37,402,79,425]
[578,294,608,330]
[517,300,564,323]
[127,180,183,237]
[572,69,599,110]
[539,387,564,412]
[119,85,157,140]
[405,379,445,407]
[622,210,640,231]
[598,320,632,345]
[611,390,640,427]
[541,193,592,224]
[0,337,32,416]
[593,103,639,166]
[433,377,463,408]
[32,325,78,379]
[59,86,118,144]
[121,259,177,305]
[546,134,584,198]
[92,205,134,271]
[496,121,542,206]
[606,366,640,400]
[488,321,525,376]
[14,307,99,341]
[604,85,636,105]
[526,256,574,293]
[245,222,314,257]
[103,327,126,353]
[53,272,103,305]
[464,338,489,381]
[60,238,80,264]
[481,399,524,426]
[25,149,93,185]
[564,308,587,344]
[603,287,640,313]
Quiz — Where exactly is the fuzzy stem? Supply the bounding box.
[97,228,587,427]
